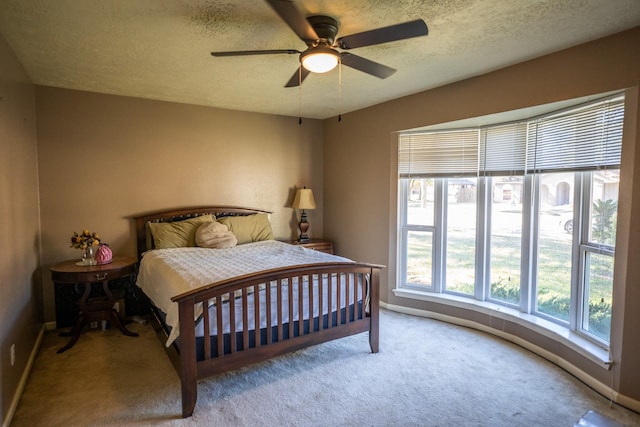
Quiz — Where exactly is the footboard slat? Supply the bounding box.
[277,279,283,342]
[336,274,342,326]
[318,274,324,331]
[229,292,236,354]
[242,288,249,351]
[254,284,260,348]
[327,274,333,328]
[352,274,357,321]
[358,274,364,320]
[288,278,294,339]
[308,274,314,333]
[216,297,223,358]
[203,299,211,360]
[297,276,304,336]
[266,283,272,345]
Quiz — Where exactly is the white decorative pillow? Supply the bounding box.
[195,221,238,249]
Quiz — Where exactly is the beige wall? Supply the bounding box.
[323,27,640,403]
[0,34,41,422]
[35,87,324,321]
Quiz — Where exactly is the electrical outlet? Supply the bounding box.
[10,344,15,366]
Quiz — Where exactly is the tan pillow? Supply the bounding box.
[148,214,214,249]
[195,221,238,249]
[218,213,274,245]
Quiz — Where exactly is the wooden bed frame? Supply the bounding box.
[132,206,383,418]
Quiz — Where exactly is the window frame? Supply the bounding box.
[399,181,437,292]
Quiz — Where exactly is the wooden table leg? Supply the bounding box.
[109,308,139,337]
[57,282,92,353]
[57,313,87,353]
[100,279,139,337]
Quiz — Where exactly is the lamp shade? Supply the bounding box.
[291,188,316,210]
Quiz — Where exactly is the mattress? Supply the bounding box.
[136,240,354,345]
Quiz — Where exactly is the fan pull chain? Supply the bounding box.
[338,60,342,123]
[298,65,303,125]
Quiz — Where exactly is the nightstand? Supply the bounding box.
[50,256,139,353]
[290,238,334,254]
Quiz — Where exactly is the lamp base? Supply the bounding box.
[298,210,310,243]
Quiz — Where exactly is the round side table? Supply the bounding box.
[50,255,139,353]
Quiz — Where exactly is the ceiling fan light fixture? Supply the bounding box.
[300,47,340,73]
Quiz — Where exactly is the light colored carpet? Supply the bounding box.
[11,309,640,426]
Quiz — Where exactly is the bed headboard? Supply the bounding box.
[132,206,272,261]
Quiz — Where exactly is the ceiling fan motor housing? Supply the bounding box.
[306,15,340,45]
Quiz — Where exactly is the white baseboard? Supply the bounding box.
[2,324,46,427]
[381,301,640,414]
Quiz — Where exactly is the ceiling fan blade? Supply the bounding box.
[340,53,396,79]
[337,19,428,50]
[284,66,311,87]
[265,0,318,43]
[211,49,300,57]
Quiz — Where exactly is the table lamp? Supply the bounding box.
[291,187,316,242]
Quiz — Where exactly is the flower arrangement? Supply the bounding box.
[70,229,101,249]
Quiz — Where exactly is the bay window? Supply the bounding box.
[397,94,624,348]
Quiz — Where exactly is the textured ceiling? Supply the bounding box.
[0,0,639,119]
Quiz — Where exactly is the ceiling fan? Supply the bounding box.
[211,0,428,87]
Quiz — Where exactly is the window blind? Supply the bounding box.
[479,122,528,176]
[527,96,624,173]
[398,130,479,178]
[399,94,624,178]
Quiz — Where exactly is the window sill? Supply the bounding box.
[391,288,612,369]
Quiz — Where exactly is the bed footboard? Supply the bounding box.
[173,262,382,418]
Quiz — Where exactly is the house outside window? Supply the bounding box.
[397,95,624,347]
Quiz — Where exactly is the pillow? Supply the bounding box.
[195,221,238,249]
[217,213,274,245]
[148,214,214,249]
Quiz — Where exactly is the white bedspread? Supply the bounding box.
[136,240,352,345]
